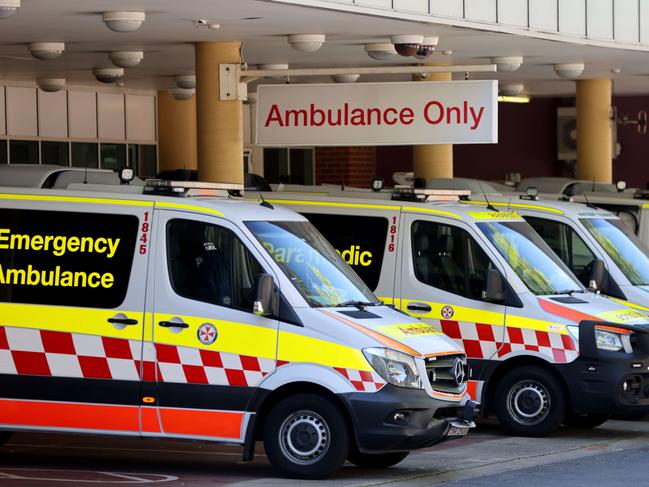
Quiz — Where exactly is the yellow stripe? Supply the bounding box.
[609,297,649,313]
[467,211,522,220]
[0,303,144,341]
[155,201,224,217]
[0,193,152,208]
[379,297,568,335]
[263,198,461,220]
[461,200,564,215]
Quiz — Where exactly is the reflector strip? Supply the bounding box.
[159,408,243,439]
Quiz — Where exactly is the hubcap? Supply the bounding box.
[279,410,330,465]
[506,380,551,426]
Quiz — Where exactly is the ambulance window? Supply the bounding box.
[0,208,138,308]
[167,219,265,311]
[411,220,494,301]
[525,216,596,287]
[303,213,388,291]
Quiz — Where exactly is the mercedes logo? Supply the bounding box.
[452,358,466,385]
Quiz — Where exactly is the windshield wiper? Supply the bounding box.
[555,289,584,295]
[334,300,380,310]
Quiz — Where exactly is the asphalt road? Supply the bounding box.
[2,419,649,486]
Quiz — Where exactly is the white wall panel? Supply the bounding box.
[559,0,586,36]
[587,0,614,39]
[355,0,390,7]
[498,0,527,26]
[614,0,639,42]
[125,94,155,142]
[641,0,649,42]
[466,0,497,22]
[0,87,5,135]
[98,93,125,140]
[393,0,429,13]
[529,0,558,31]
[38,90,67,138]
[430,0,464,17]
[68,91,97,139]
[6,87,37,137]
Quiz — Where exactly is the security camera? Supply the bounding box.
[391,35,424,57]
[414,36,439,59]
[93,67,124,84]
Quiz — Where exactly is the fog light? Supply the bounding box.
[391,411,411,425]
[624,381,628,391]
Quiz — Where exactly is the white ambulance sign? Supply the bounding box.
[256,80,498,146]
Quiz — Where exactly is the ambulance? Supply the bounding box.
[0,180,476,479]
[258,187,649,436]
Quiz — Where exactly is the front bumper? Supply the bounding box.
[559,320,649,415]
[340,384,476,453]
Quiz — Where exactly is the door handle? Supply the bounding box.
[107,314,138,326]
[407,302,432,313]
[158,320,189,329]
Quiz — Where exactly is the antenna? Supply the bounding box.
[259,192,274,209]
[583,191,597,209]
[507,197,512,212]
[479,180,498,212]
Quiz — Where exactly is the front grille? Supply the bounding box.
[425,353,469,394]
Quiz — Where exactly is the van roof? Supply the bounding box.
[463,195,616,218]
[0,164,144,189]
[0,186,304,223]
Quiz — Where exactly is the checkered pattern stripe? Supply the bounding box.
[333,367,386,392]
[439,320,578,364]
[0,326,275,387]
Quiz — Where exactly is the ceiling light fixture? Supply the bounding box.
[28,42,65,60]
[287,34,325,53]
[102,11,145,33]
[258,64,289,80]
[491,56,523,72]
[332,74,359,83]
[391,35,424,57]
[364,43,397,61]
[0,0,19,19]
[175,74,196,89]
[169,87,195,100]
[93,67,124,84]
[109,50,143,68]
[499,83,525,96]
[554,63,584,79]
[414,36,439,59]
[37,78,65,92]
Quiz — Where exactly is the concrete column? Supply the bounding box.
[195,42,243,184]
[412,71,453,180]
[157,90,197,172]
[576,79,612,183]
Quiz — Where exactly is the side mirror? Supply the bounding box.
[484,268,505,302]
[589,259,605,292]
[253,273,278,316]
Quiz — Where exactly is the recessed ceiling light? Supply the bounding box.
[554,63,584,79]
[29,42,65,60]
[258,64,289,80]
[491,56,524,72]
[0,0,19,19]
[288,34,325,53]
[175,74,196,89]
[109,50,143,68]
[364,43,397,61]
[102,11,145,33]
[37,78,65,92]
[93,67,124,83]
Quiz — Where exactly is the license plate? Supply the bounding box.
[445,421,470,437]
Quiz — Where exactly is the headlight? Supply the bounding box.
[595,329,624,352]
[363,347,422,389]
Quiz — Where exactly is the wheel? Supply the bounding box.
[263,393,350,479]
[564,412,609,429]
[347,448,409,468]
[0,432,12,446]
[493,366,566,437]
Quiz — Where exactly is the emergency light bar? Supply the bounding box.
[392,186,471,202]
[144,179,244,197]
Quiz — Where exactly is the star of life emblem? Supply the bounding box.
[441,305,454,319]
[197,323,218,345]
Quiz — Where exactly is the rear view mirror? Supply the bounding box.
[589,259,605,292]
[253,273,278,316]
[484,269,505,302]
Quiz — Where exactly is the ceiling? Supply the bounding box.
[1,0,648,96]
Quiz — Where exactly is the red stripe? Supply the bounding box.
[466,380,478,401]
[141,406,161,433]
[0,398,139,432]
[538,298,601,323]
[160,408,243,439]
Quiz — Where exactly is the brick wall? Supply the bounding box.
[315,146,377,188]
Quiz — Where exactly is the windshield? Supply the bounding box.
[477,221,583,295]
[581,218,649,286]
[246,220,378,307]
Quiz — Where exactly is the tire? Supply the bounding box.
[347,449,409,468]
[263,393,350,479]
[0,432,12,446]
[493,365,566,437]
[564,412,609,429]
